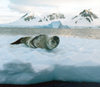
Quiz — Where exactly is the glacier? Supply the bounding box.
[0,35,100,84]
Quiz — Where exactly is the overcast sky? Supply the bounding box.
[0,0,100,24]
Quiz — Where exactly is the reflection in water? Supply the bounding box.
[0,27,100,39]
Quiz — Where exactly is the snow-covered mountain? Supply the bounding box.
[0,9,100,29]
[59,9,100,28]
[2,12,69,29]
[72,9,98,24]
[22,13,65,22]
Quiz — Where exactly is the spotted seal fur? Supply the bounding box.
[11,35,60,50]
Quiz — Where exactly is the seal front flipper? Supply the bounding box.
[11,37,24,45]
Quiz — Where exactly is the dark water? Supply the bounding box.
[1,81,100,87]
[0,27,100,39]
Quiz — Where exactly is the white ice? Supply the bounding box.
[0,35,100,84]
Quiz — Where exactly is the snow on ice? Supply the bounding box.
[0,35,100,84]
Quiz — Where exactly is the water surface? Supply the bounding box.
[0,27,100,39]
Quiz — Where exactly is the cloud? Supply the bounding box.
[9,4,58,16]
[9,0,100,7]
[0,0,9,7]
[8,0,100,15]
[9,0,59,7]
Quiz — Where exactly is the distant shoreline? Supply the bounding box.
[0,27,100,39]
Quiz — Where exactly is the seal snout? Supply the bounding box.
[53,36,60,44]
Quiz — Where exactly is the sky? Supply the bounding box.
[0,0,100,24]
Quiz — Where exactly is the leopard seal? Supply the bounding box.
[11,35,60,50]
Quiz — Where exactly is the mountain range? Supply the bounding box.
[0,9,100,29]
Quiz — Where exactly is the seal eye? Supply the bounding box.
[53,36,60,44]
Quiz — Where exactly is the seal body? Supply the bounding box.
[11,35,60,50]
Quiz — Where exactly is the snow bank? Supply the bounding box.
[0,35,100,84]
